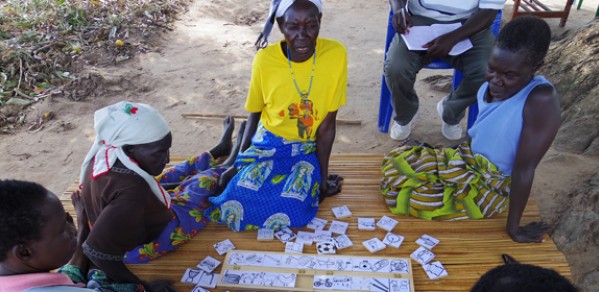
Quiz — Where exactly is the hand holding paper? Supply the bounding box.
[400,23,473,57]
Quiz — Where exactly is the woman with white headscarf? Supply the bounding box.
[208,0,348,232]
[67,101,244,291]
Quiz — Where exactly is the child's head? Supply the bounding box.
[471,262,578,292]
[496,16,551,69]
[0,180,77,274]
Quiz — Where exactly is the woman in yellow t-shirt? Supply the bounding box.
[208,0,347,231]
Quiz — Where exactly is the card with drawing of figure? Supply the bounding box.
[376,215,398,231]
[329,220,349,234]
[257,228,274,241]
[181,268,203,284]
[213,238,236,255]
[313,275,335,290]
[262,272,297,288]
[333,234,354,250]
[295,230,314,245]
[275,227,297,243]
[389,278,412,292]
[197,256,221,273]
[389,259,410,274]
[362,237,386,253]
[331,205,352,218]
[285,241,304,254]
[307,217,328,230]
[416,234,440,249]
[383,232,405,248]
[358,217,376,230]
[423,261,448,280]
[411,246,436,265]
[313,229,333,243]
[281,254,317,269]
[353,257,391,273]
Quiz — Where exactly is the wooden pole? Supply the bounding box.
[181,113,362,125]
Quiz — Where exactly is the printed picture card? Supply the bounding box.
[362,237,386,253]
[333,234,354,250]
[213,238,236,255]
[285,241,304,254]
[295,231,315,245]
[332,205,352,218]
[307,217,328,230]
[376,215,398,231]
[423,261,448,280]
[257,228,274,241]
[317,240,337,255]
[416,234,440,249]
[197,256,221,273]
[275,227,297,243]
[329,220,349,234]
[313,229,333,243]
[411,246,436,265]
[383,232,405,248]
[358,217,376,230]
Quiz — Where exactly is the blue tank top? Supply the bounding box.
[467,76,554,175]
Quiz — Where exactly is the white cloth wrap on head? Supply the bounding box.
[257,0,323,49]
[80,101,172,208]
[275,0,323,18]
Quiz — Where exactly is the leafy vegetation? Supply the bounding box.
[0,0,192,131]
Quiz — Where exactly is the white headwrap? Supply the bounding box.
[80,101,172,208]
[255,0,323,49]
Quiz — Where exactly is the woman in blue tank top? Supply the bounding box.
[381,16,561,243]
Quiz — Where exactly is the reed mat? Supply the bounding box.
[61,154,570,291]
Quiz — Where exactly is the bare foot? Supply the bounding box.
[209,116,235,159]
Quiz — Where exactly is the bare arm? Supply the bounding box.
[316,111,339,196]
[425,9,498,58]
[68,190,90,274]
[507,86,560,243]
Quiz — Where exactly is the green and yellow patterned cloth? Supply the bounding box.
[380,141,511,221]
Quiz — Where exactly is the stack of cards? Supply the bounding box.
[362,237,386,253]
[257,228,274,241]
[332,206,352,218]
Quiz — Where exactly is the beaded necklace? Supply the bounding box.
[287,46,316,99]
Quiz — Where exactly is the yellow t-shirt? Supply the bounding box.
[245,38,347,141]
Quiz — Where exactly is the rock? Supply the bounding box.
[542,19,599,156]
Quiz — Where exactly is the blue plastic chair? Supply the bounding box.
[377,10,502,133]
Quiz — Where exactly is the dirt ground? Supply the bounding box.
[1,0,598,289]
